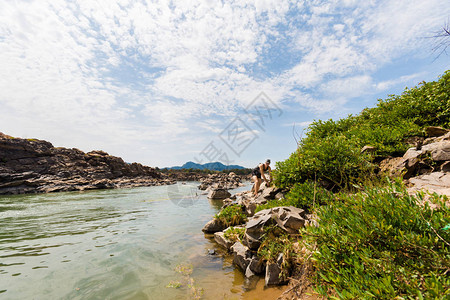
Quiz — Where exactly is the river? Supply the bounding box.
[0,182,285,299]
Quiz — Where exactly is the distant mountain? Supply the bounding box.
[168,161,245,171]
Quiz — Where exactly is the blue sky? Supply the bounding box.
[0,0,449,168]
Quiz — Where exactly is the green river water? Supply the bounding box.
[0,183,285,300]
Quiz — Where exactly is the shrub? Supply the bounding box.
[274,134,374,190]
[256,181,335,212]
[273,70,450,190]
[303,181,450,299]
[214,205,247,227]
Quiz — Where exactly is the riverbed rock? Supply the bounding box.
[202,218,226,233]
[265,253,288,285]
[207,188,231,200]
[247,255,265,275]
[214,231,234,250]
[254,186,282,204]
[231,241,252,272]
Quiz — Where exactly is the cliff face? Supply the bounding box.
[0,133,170,195]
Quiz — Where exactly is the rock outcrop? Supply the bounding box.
[204,178,310,286]
[207,188,231,199]
[379,127,450,199]
[198,172,246,190]
[244,206,307,250]
[0,133,173,194]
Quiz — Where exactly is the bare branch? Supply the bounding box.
[430,21,450,59]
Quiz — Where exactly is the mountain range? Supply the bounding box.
[168,161,245,171]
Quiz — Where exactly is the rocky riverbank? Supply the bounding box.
[200,126,450,298]
[202,182,311,287]
[0,133,174,195]
[0,133,250,195]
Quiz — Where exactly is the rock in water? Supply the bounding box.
[231,241,251,272]
[265,253,288,285]
[214,231,234,250]
[207,188,231,199]
[202,218,226,233]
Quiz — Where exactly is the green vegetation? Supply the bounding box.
[274,70,450,190]
[257,225,297,281]
[223,226,245,243]
[214,204,247,227]
[167,263,204,299]
[256,181,334,212]
[303,181,450,299]
[267,70,450,298]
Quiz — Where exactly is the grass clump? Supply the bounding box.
[302,181,450,299]
[214,204,247,227]
[223,226,245,243]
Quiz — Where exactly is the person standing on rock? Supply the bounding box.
[251,159,272,196]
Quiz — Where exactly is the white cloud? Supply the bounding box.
[0,0,448,166]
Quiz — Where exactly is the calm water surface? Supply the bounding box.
[0,183,285,300]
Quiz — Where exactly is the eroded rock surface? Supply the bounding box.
[0,133,171,194]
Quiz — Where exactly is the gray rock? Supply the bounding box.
[208,188,231,200]
[431,141,450,161]
[231,241,251,272]
[254,186,282,203]
[243,206,306,249]
[214,231,234,250]
[202,218,225,233]
[248,256,265,274]
[265,254,287,285]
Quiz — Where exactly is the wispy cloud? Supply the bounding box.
[0,0,448,166]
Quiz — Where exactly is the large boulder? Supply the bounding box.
[202,218,226,233]
[407,172,450,198]
[430,141,450,161]
[243,206,307,250]
[207,188,231,200]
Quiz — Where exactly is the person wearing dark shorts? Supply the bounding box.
[251,159,272,196]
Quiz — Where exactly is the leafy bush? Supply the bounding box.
[274,71,450,190]
[256,181,335,212]
[303,181,450,299]
[214,205,247,227]
[274,134,373,190]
